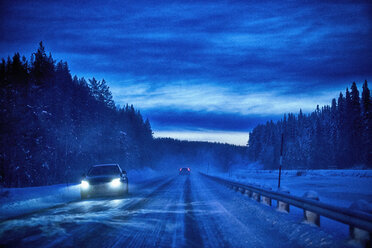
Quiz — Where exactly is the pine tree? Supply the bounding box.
[9,53,28,87]
[31,41,55,87]
[88,77,100,101]
[144,118,153,137]
[350,82,363,165]
[361,81,372,166]
[341,88,353,167]
[100,79,115,108]
[330,98,338,165]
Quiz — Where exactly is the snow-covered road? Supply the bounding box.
[0,174,350,247]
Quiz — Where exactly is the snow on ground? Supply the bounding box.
[0,168,162,221]
[1,167,371,246]
[0,174,347,247]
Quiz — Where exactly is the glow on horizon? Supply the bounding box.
[153,130,249,146]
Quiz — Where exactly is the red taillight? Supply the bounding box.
[187,168,190,171]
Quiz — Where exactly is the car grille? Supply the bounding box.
[90,183,110,193]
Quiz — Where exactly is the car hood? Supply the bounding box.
[85,175,119,185]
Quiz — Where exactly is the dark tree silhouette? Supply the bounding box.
[362,81,372,166]
[0,44,153,186]
[247,82,372,169]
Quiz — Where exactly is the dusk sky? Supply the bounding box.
[1,0,371,145]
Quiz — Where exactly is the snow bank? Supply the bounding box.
[0,183,80,221]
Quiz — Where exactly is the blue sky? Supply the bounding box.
[1,0,371,145]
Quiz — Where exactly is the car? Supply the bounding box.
[80,164,128,199]
[179,167,191,175]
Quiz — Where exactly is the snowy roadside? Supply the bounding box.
[0,168,163,221]
[0,183,81,221]
[209,169,372,209]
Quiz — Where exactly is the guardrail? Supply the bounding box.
[201,173,372,247]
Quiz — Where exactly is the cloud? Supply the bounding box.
[111,81,342,116]
[1,0,371,85]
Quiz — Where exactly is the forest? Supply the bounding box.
[0,43,244,187]
[247,81,372,169]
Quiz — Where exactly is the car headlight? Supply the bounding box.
[110,178,121,188]
[81,180,89,190]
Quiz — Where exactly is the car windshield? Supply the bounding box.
[88,166,120,176]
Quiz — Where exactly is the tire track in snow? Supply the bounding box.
[183,176,204,248]
[109,178,183,248]
[188,175,236,248]
[171,180,185,248]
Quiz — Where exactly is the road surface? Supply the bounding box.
[0,174,347,247]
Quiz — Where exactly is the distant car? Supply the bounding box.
[179,167,191,175]
[80,164,128,199]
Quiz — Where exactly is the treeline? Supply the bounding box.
[247,81,372,169]
[153,138,247,172]
[0,42,153,187]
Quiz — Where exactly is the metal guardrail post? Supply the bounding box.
[277,187,290,213]
[303,191,320,226]
[245,189,252,197]
[252,191,260,202]
[261,187,272,206]
[348,200,371,248]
